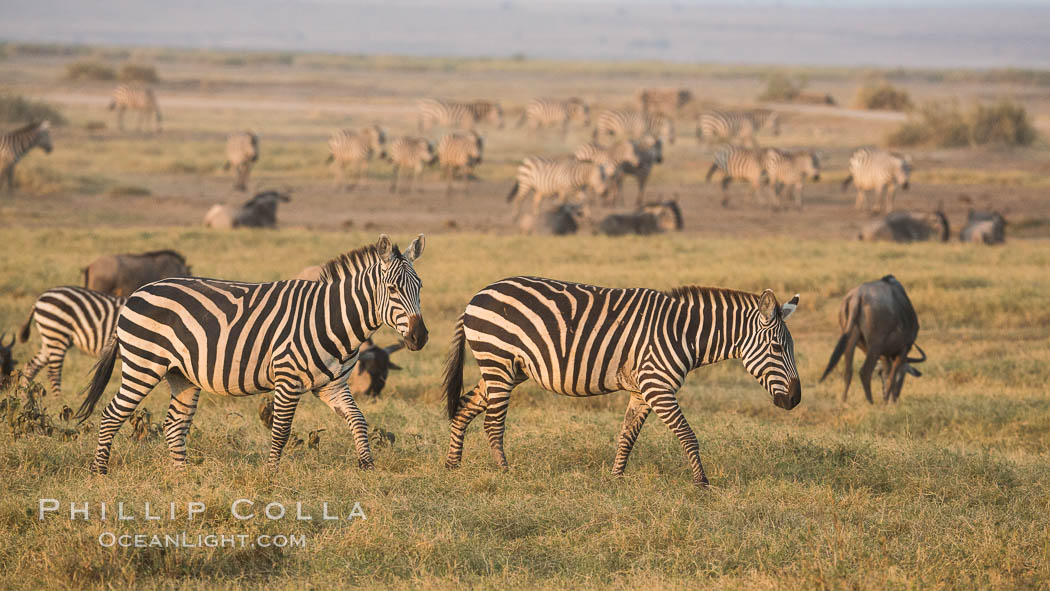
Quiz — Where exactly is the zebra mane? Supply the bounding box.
[665,285,759,304]
[319,244,395,283]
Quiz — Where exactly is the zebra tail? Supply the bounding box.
[18,309,34,343]
[841,175,854,191]
[443,314,466,420]
[76,338,118,423]
[506,180,519,203]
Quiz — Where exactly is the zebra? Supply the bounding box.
[842,148,912,212]
[506,156,612,217]
[574,138,641,205]
[763,148,821,210]
[437,131,483,195]
[224,131,259,191]
[109,84,162,133]
[386,136,437,193]
[442,276,801,486]
[75,235,428,474]
[518,98,590,135]
[327,125,387,190]
[418,98,504,131]
[705,146,769,207]
[697,109,779,147]
[620,134,664,206]
[639,88,693,117]
[594,109,675,145]
[0,120,52,194]
[17,286,124,398]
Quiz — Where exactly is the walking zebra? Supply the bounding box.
[518,98,590,135]
[418,98,504,131]
[386,136,437,193]
[843,148,912,212]
[437,131,483,195]
[763,148,821,210]
[1,120,52,194]
[75,235,428,474]
[109,84,162,133]
[705,146,769,207]
[639,88,693,117]
[327,125,386,190]
[224,131,259,191]
[443,276,801,486]
[697,109,779,147]
[507,156,612,217]
[594,109,675,145]
[574,138,641,204]
[18,286,124,398]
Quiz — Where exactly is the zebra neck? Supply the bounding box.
[320,267,383,349]
[678,290,757,368]
[14,130,39,157]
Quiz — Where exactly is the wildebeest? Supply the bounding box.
[203,190,291,229]
[858,210,950,243]
[349,339,405,398]
[0,332,15,390]
[518,204,586,236]
[820,275,926,404]
[83,250,191,297]
[960,210,1006,244]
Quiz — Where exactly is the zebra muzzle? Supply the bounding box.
[404,315,428,351]
[774,378,801,410]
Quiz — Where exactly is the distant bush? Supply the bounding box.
[0,95,66,125]
[889,100,1035,148]
[758,74,803,102]
[118,63,159,83]
[65,60,115,81]
[856,83,912,111]
[969,101,1036,146]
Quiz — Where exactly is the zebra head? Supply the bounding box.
[804,151,821,182]
[35,120,53,153]
[742,290,801,410]
[894,153,912,190]
[568,98,591,126]
[366,125,386,158]
[375,234,428,351]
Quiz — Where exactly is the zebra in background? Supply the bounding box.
[109,84,162,133]
[418,98,504,131]
[18,286,125,398]
[619,134,664,206]
[594,109,675,145]
[697,109,779,147]
[224,131,259,191]
[843,148,912,212]
[507,156,612,217]
[442,276,801,486]
[437,131,483,195]
[518,98,590,135]
[639,88,693,117]
[386,136,437,193]
[763,148,821,210]
[76,235,428,474]
[1,120,52,195]
[706,145,769,207]
[574,138,641,204]
[327,125,387,190]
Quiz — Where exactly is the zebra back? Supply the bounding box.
[26,286,124,356]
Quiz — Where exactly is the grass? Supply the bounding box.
[2,228,1049,589]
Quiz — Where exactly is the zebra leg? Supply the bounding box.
[358,160,369,189]
[92,365,165,474]
[390,165,400,192]
[611,393,652,477]
[45,347,68,397]
[162,373,200,469]
[721,176,733,207]
[635,170,650,206]
[885,185,896,212]
[116,108,125,132]
[445,380,489,469]
[1,166,13,193]
[854,189,867,211]
[318,383,374,469]
[642,389,708,486]
[19,345,51,402]
[481,377,519,471]
[267,385,305,471]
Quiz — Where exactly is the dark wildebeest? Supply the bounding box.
[960,209,1006,245]
[519,204,586,236]
[598,200,682,236]
[83,250,191,297]
[0,332,15,390]
[858,210,950,243]
[349,339,405,398]
[203,190,292,229]
[820,275,926,404]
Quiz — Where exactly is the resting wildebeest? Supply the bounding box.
[960,210,1006,245]
[204,190,291,229]
[518,204,586,235]
[598,200,683,236]
[0,332,15,390]
[83,250,191,297]
[820,275,926,404]
[858,210,950,243]
[349,339,405,398]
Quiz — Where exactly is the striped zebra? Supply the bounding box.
[507,156,612,217]
[574,138,640,204]
[518,98,590,135]
[594,109,675,145]
[418,98,504,131]
[386,136,437,193]
[437,131,483,195]
[705,146,769,207]
[327,125,387,189]
[224,131,259,191]
[442,276,801,486]
[639,88,693,117]
[1,120,52,194]
[697,109,779,147]
[763,148,821,210]
[109,84,162,133]
[843,148,912,212]
[75,235,428,474]
[18,286,124,398]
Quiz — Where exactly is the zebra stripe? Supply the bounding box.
[843,147,912,212]
[594,109,675,145]
[442,276,801,486]
[0,120,52,194]
[76,235,428,474]
[418,98,504,131]
[437,131,483,195]
[18,286,125,397]
[327,125,386,189]
[386,136,437,193]
[518,98,590,134]
[109,84,162,132]
[763,148,821,210]
[639,88,693,117]
[697,109,779,146]
[224,131,259,192]
[705,145,769,207]
[507,156,612,217]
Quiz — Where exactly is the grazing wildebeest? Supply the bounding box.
[960,210,1006,245]
[820,275,926,404]
[83,250,191,297]
[203,190,291,229]
[349,339,405,398]
[859,210,950,243]
[0,332,15,390]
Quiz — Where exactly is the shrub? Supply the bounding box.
[855,82,912,111]
[888,102,969,147]
[969,101,1036,146]
[119,63,159,83]
[758,74,803,102]
[0,95,66,125]
[65,60,115,81]
[888,100,1036,148]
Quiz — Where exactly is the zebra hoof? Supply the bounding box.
[695,475,710,488]
[359,460,375,471]
[445,461,461,470]
[90,462,108,475]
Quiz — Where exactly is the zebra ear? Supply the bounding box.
[758,289,778,324]
[404,234,425,262]
[376,234,393,261]
[781,294,799,320]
